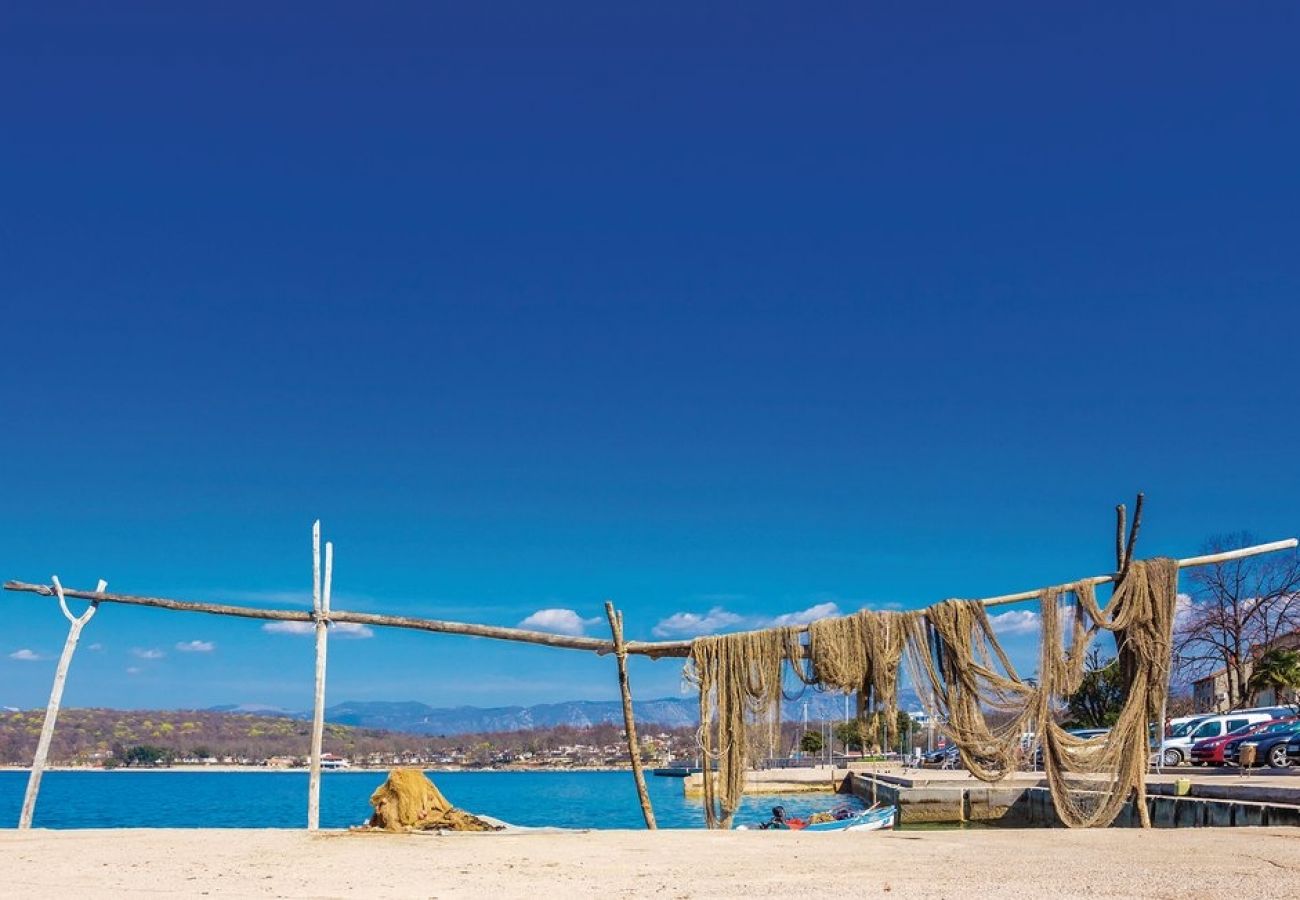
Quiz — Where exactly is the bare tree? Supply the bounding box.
[1174,532,1300,709]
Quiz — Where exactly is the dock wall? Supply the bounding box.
[848,772,1300,828]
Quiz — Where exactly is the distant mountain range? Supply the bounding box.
[209,691,918,736]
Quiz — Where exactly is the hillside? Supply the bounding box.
[0,708,435,766]
[0,709,702,767]
[0,693,898,765]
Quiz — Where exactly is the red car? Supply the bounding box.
[1190,718,1292,766]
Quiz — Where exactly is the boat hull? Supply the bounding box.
[800,807,895,832]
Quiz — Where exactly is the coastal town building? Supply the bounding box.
[1191,629,1300,712]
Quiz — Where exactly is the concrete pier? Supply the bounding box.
[682,765,851,797]
[847,768,1300,828]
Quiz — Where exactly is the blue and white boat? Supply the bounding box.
[737,804,896,832]
[799,804,895,832]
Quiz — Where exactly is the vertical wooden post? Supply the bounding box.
[604,601,656,830]
[20,576,105,829]
[307,523,332,831]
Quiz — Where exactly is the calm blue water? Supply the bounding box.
[0,770,860,830]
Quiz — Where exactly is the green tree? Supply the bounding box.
[833,720,866,751]
[895,711,915,754]
[799,730,824,754]
[1066,649,1125,728]
[123,744,173,767]
[1249,648,1300,710]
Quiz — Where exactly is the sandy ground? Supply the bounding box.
[2,828,1298,898]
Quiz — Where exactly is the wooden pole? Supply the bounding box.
[307,524,331,831]
[19,576,105,829]
[605,601,656,829]
[5,537,1296,660]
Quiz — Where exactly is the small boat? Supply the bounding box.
[799,805,895,832]
[651,766,702,777]
[737,804,895,832]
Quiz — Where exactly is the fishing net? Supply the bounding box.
[687,627,805,829]
[901,600,1038,781]
[1033,558,1179,827]
[902,558,1179,827]
[367,768,500,832]
[806,610,917,747]
[688,557,1179,829]
[688,614,916,828]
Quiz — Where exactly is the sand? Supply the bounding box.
[2,827,1297,898]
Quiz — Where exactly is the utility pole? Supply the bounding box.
[801,701,809,761]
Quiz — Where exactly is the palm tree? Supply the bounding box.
[1248,648,1300,709]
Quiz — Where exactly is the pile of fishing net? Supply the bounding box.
[366,768,500,832]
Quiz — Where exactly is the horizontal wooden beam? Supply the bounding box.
[1,581,623,656]
[5,537,1294,661]
[618,537,1300,655]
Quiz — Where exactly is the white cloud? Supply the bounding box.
[261,621,374,639]
[764,602,842,627]
[517,608,601,637]
[176,640,215,653]
[132,648,165,660]
[987,609,1041,636]
[262,621,314,636]
[652,600,847,639]
[8,649,46,662]
[87,643,104,652]
[125,666,142,675]
[652,606,746,638]
[333,623,375,639]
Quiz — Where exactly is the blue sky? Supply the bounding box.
[3,3,1298,712]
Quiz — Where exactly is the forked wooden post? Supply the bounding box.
[605,601,656,829]
[19,576,106,829]
[307,523,333,830]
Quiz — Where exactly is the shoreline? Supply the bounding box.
[2,827,1295,898]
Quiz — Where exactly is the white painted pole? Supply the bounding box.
[307,522,331,831]
[977,538,1300,608]
[19,576,105,829]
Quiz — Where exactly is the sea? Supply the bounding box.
[0,770,860,830]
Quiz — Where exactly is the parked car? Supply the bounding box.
[1222,720,1300,768]
[1159,712,1276,766]
[923,746,960,768]
[1287,733,1300,765]
[1034,728,1110,767]
[1189,719,1287,766]
[1166,715,1209,734]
